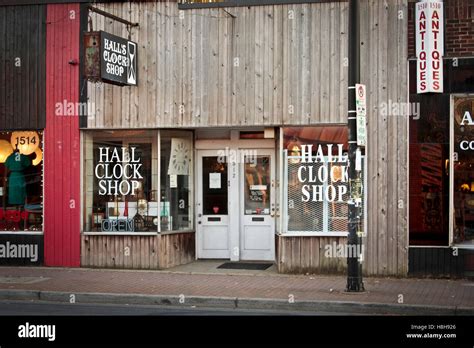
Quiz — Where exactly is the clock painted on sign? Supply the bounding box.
[171,140,190,174]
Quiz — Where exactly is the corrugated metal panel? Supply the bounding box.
[44,3,81,267]
[408,247,470,278]
[0,5,46,130]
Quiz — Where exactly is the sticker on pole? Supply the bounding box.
[355,84,366,147]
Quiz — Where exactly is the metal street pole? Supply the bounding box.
[346,0,364,292]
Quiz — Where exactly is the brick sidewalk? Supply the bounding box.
[0,266,473,309]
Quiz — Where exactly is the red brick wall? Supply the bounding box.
[408,0,474,58]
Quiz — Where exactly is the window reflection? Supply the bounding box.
[244,156,270,215]
[202,157,228,215]
[453,98,474,245]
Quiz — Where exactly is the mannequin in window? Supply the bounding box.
[4,147,31,207]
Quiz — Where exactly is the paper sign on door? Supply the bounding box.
[209,173,221,189]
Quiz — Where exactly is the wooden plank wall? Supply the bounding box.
[86,1,349,128]
[85,0,409,276]
[159,232,196,269]
[277,0,408,276]
[81,232,195,269]
[81,235,160,269]
[0,5,46,130]
[277,235,346,274]
[360,0,408,276]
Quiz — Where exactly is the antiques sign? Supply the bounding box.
[415,0,444,94]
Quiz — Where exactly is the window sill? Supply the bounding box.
[0,231,44,235]
[83,232,158,236]
[279,232,349,237]
[452,243,474,250]
[82,231,195,236]
[159,230,195,236]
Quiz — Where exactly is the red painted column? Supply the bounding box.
[44,4,81,267]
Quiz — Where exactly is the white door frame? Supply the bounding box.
[195,132,275,261]
[196,149,231,259]
[239,148,276,261]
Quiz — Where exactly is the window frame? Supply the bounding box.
[81,130,160,236]
[282,150,367,237]
[0,130,44,235]
[449,93,474,250]
[81,129,195,236]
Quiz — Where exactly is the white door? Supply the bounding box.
[196,150,230,259]
[240,150,275,261]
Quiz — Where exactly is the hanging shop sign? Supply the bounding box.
[355,84,367,147]
[415,0,444,94]
[84,31,137,86]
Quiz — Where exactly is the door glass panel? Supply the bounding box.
[202,156,228,215]
[244,156,271,215]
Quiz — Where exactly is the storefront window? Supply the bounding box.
[0,131,43,232]
[160,131,193,231]
[282,127,364,234]
[408,94,450,246]
[453,97,474,246]
[83,131,158,233]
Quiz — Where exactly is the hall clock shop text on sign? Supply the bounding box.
[84,31,137,86]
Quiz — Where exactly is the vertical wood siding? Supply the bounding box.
[86,1,349,128]
[44,4,81,267]
[277,236,347,274]
[81,233,195,269]
[84,0,408,276]
[360,0,408,276]
[277,0,409,276]
[0,5,46,130]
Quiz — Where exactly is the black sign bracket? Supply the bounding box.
[88,5,139,29]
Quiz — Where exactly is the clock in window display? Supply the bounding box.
[170,141,191,175]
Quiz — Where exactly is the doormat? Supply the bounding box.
[217,262,273,270]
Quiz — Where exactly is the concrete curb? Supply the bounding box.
[0,289,472,315]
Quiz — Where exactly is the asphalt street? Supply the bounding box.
[0,300,363,316]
